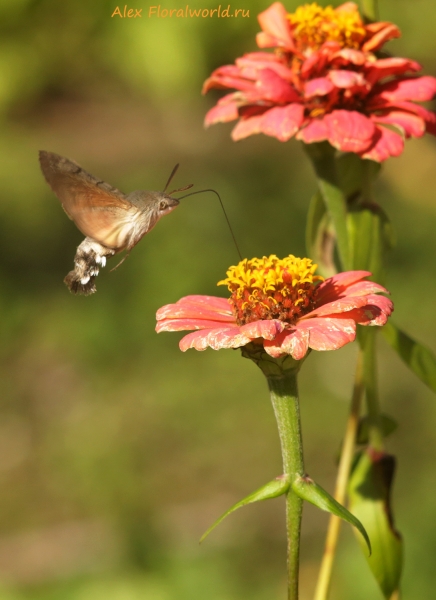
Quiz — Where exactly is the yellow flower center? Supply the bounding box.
[288,3,366,51]
[218,255,324,326]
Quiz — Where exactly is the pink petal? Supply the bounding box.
[203,67,256,94]
[360,125,404,162]
[263,328,310,360]
[296,117,330,144]
[280,329,310,360]
[179,326,251,352]
[257,2,295,51]
[156,318,234,333]
[240,319,286,340]
[303,295,370,319]
[375,76,436,103]
[333,48,366,66]
[159,295,233,317]
[205,102,239,126]
[317,271,371,304]
[365,58,421,86]
[231,115,264,140]
[324,110,376,153]
[260,104,305,141]
[256,69,300,103]
[301,51,328,78]
[344,295,393,326]
[372,110,425,138]
[362,22,401,52]
[237,53,294,82]
[296,316,357,351]
[328,70,367,89]
[304,77,335,98]
[342,280,389,297]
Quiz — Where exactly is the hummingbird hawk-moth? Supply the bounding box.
[39,151,193,295]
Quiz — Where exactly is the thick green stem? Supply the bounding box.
[267,370,304,600]
[313,349,364,600]
[361,328,384,451]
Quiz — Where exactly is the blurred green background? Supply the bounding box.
[1,0,436,598]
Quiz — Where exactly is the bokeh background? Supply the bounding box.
[1,0,436,598]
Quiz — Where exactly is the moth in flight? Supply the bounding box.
[39,151,191,295]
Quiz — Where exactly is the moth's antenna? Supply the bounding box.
[177,188,243,261]
[163,163,194,194]
[163,164,179,193]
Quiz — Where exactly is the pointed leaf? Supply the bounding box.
[382,321,436,393]
[200,475,290,543]
[292,475,371,554]
[349,449,403,599]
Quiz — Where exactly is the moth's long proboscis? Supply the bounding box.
[177,189,243,261]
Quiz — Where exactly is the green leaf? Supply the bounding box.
[357,414,398,445]
[291,475,371,555]
[347,203,394,284]
[348,449,403,599]
[200,475,290,543]
[304,142,350,270]
[382,321,436,393]
[305,191,336,278]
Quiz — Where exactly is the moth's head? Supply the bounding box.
[127,190,180,216]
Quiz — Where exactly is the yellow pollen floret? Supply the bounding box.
[288,3,366,50]
[218,254,323,298]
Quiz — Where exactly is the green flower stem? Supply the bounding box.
[304,142,350,271]
[360,0,378,22]
[313,349,365,600]
[242,345,307,599]
[266,368,304,600]
[361,329,384,451]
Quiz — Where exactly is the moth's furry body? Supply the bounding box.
[39,151,179,294]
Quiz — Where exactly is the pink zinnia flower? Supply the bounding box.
[156,255,393,360]
[203,2,436,161]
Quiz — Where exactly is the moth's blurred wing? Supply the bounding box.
[39,151,139,249]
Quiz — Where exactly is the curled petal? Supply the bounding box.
[260,104,305,141]
[372,110,425,138]
[360,125,404,162]
[324,110,376,153]
[362,22,401,52]
[257,2,295,51]
[365,57,421,86]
